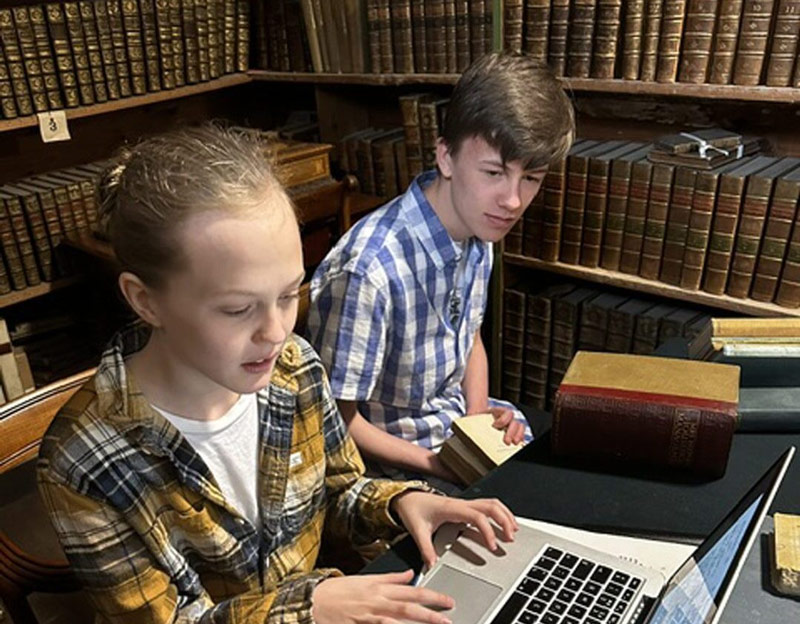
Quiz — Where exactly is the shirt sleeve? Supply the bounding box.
[307,270,390,402]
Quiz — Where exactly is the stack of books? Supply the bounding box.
[648,129,762,170]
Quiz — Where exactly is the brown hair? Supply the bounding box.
[442,52,575,169]
[99,124,291,288]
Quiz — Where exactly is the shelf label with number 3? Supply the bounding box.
[37,110,71,143]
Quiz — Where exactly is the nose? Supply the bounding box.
[254,307,287,345]
[501,179,523,212]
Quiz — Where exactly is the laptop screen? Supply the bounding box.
[648,447,794,624]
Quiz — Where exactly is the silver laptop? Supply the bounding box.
[417,446,795,624]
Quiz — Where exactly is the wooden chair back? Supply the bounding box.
[0,369,95,624]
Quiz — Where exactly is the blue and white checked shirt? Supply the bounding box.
[307,172,529,456]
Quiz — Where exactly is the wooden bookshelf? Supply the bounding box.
[0,74,250,134]
[504,254,800,318]
[0,276,84,309]
[248,70,461,86]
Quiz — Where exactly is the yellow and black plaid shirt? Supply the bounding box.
[38,324,427,623]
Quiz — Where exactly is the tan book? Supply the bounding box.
[566,0,596,78]
[766,0,800,86]
[0,318,23,401]
[638,162,675,281]
[438,434,485,484]
[12,346,35,393]
[655,0,687,83]
[733,0,776,85]
[712,317,800,338]
[659,166,697,286]
[678,0,717,83]
[619,154,655,275]
[547,0,570,75]
[772,512,800,597]
[639,0,663,81]
[709,0,743,84]
[621,0,646,79]
[591,0,622,79]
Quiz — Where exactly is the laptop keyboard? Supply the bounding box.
[489,545,644,624]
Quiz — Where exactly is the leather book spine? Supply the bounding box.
[17,182,66,277]
[659,167,697,285]
[541,158,567,262]
[371,139,389,197]
[0,201,26,290]
[120,0,146,94]
[77,1,109,102]
[47,179,80,237]
[62,2,97,105]
[0,42,17,118]
[560,152,591,265]
[12,7,48,113]
[0,9,33,116]
[469,0,486,61]
[591,0,622,79]
[91,0,121,98]
[678,0,717,83]
[419,98,446,171]
[547,0,570,76]
[29,5,67,109]
[708,0,743,84]
[316,0,337,72]
[223,0,236,73]
[206,0,223,76]
[632,305,674,353]
[751,175,800,301]
[765,0,800,86]
[367,0,381,72]
[680,168,721,290]
[234,0,249,72]
[520,191,542,257]
[74,175,99,229]
[523,0,550,62]
[619,158,654,275]
[639,0,663,81]
[181,0,201,83]
[399,94,424,177]
[566,0,596,78]
[392,0,414,73]
[775,218,800,307]
[727,172,779,298]
[549,291,596,407]
[13,190,52,282]
[621,0,645,79]
[703,170,747,294]
[104,0,133,97]
[154,0,175,89]
[255,0,271,68]
[375,0,392,73]
[426,0,446,73]
[502,287,526,404]
[639,163,674,280]
[3,193,42,287]
[444,0,457,72]
[356,133,378,195]
[581,156,613,268]
[289,0,314,72]
[522,291,553,409]
[481,0,492,54]
[504,0,523,54]
[507,214,524,255]
[553,388,736,477]
[601,157,635,271]
[655,0,687,82]
[578,295,619,351]
[454,0,470,71]
[733,0,775,85]
[606,302,646,353]
[411,0,428,72]
[394,139,410,190]
[139,0,163,89]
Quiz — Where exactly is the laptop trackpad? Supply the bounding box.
[422,564,503,624]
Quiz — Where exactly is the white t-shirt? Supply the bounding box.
[153,393,260,527]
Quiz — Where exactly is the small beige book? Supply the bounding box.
[772,512,800,596]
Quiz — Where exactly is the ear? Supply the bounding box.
[435,138,454,179]
[118,271,164,328]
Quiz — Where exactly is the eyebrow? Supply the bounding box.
[214,272,306,297]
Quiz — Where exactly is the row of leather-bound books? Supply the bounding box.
[0,163,102,294]
[0,0,250,120]
[504,0,800,87]
[507,139,800,309]
[501,281,714,410]
[254,0,495,74]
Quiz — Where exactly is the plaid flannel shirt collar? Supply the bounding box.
[407,171,464,269]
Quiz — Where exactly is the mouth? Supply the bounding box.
[485,213,516,228]
[242,353,278,374]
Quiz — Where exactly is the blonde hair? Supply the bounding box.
[99,124,292,288]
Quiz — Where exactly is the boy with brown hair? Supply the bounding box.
[307,53,575,490]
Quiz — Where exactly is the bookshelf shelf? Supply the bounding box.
[504,254,800,318]
[248,70,460,86]
[0,74,251,134]
[0,275,84,308]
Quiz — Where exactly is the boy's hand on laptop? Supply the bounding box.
[488,407,526,445]
[311,569,455,624]
[391,491,519,569]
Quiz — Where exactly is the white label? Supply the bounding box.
[289,451,303,468]
[37,110,71,143]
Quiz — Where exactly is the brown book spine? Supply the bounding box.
[426,0,446,73]
[703,168,749,294]
[6,188,53,282]
[548,293,587,406]
[733,0,776,85]
[394,139,410,190]
[659,167,697,285]
[678,0,718,83]
[3,193,42,287]
[507,215,525,254]
[591,0,622,78]
[639,0,663,81]
[410,0,428,72]
[655,0,687,82]
[11,7,48,113]
[181,0,201,83]
[104,0,133,97]
[138,0,163,89]
[601,157,636,271]
[522,291,552,408]
[234,0,249,72]
[547,0,569,75]
[207,0,224,75]
[560,152,592,264]
[522,193,543,258]
[399,94,424,178]
[356,134,378,195]
[120,0,146,93]
[553,390,736,477]
[523,0,550,62]
[29,5,67,110]
[579,294,626,351]
[621,0,646,79]
[0,198,25,290]
[766,0,800,86]
[727,167,784,298]
[454,0,470,70]
[632,304,674,353]
[751,175,800,301]
[255,0,271,68]
[419,97,446,171]
[17,182,67,277]
[154,0,175,88]
[45,178,80,237]
[581,156,614,268]
[639,163,674,280]
[287,0,312,72]
[566,0,596,78]
[482,0,492,53]
[469,0,487,61]
[776,216,800,307]
[681,168,722,290]
[709,0,744,83]
[61,3,96,105]
[444,0,457,71]
[223,0,236,73]
[90,0,121,99]
[197,0,212,80]
[77,1,110,102]
[374,0,392,72]
[619,158,654,274]
[392,0,414,73]
[607,301,651,353]
[541,158,567,261]
[502,287,526,404]
[504,0,523,53]
[367,0,381,72]
[0,9,34,116]
[0,26,18,118]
